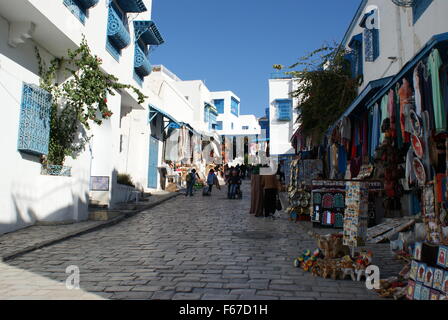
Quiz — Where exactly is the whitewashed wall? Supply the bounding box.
[268,78,299,156]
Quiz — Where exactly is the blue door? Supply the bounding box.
[148,136,159,188]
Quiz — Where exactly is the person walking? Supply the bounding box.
[206,169,217,194]
[185,169,199,197]
[228,170,242,199]
[261,174,281,219]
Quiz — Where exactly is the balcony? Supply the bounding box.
[134,46,152,78]
[107,6,130,50]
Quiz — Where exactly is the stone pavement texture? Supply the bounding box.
[2,180,404,300]
[0,192,181,261]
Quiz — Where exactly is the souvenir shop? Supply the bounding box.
[290,34,448,300]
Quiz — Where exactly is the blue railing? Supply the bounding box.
[17,84,52,156]
[134,46,152,77]
[270,71,293,79]
[107,6,130,50]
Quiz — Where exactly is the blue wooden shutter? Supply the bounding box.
[17,84,52,156]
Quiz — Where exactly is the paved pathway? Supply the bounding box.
[2,181,403,300]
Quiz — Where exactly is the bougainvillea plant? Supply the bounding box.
[36,36,147,165]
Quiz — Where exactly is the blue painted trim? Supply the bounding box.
[366,32,448,109]
[134,20,165,45]
[63,0,87,24]
[149,104,180,125]
[341,0,368,47]
[133,71,143,87]
[107,5,130,50]
[134,45,152,78]
[116,0,147,13]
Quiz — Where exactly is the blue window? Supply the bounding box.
[231,97,239,116]
[242,126,249,130]
[275,99,292,121]
[216,121,223,130]
[17,84,52,156]
[133,21,164,85]
[214,99,224,114]
[231,123,234,130]
[346,33,363,79]
[63,0,98,24]
[106,1,131,61]
[413,0,433,24]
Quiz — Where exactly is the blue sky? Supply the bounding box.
[150,0,361,118]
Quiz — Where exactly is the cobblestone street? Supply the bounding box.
[2,181,394,300]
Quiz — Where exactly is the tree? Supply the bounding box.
[275,43,359,144]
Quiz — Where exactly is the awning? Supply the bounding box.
[134,20,164,45]
[366,32,448,109]
[116,0,147,13]
[326,76,393,136]
[148,104,179,128]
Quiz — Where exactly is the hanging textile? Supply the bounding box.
[413,64,423,116]
[405,147,416,190]
[398,78,412,143]
[338,144,347,177]
[371,103,380,157]
[380,94,388,143]
[428,48,446,132]
[164,129,180,161]
[388,89,397,139]
[362,114,368,159]
[422,60,436,131]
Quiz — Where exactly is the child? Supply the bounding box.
[228,170,241,199]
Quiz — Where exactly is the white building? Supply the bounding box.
[268,73,300,158]
[342,0,448,94]
[0,0,224,235]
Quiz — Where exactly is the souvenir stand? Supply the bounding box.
[310,179,382,230]
[288,159,323,222]
[311,180,346,229]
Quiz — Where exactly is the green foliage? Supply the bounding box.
[36,36,147,165]
[117,173,135,188]
[275,43,359,143]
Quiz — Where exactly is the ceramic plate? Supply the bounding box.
[413,158,426,185]
[412,134,424,159]
[410,110,422,137]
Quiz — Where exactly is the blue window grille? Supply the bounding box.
[216,121,223,130]
[17,83,52,156]
[134,44,151,79]
[360,10,380,62]
[213,99,224,114]
[231,97,239,116]
[275,99,292,121]
[106,2,130,61]
[413,0,433,24]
